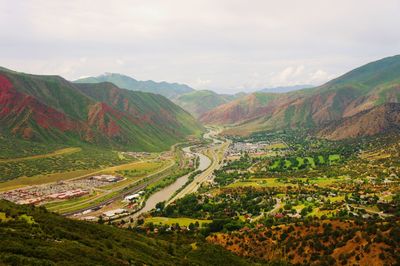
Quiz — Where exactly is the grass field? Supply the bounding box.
[0,160,163,192]
[0,212,11,222]
[0,169,96,192]
[269,154,341,172]
[0,147,81,163]
[227,178,293,188]
[265,142,287,150]
[226,176,345,189]
[0,146,138,182]
[145,217,211,227]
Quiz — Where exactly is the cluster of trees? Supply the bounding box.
[0,200,251,265]
[214,218,400,265]
[224,153,254,170]
[159,188,276,220]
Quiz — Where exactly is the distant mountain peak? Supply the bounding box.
[74,73,193,99]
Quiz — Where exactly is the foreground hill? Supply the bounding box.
[174,90,242,118]
[201,55,400,137]
[0,67,203,151]
[75,73,194,99]
[0,200,251,265]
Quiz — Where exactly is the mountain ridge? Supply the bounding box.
[0,68,203,151]
[200,55,400,138]
[318,102,400,140]
[75,73,194,99]
[173,90,243,118]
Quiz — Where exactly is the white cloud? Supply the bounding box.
[308,70,334,85]
[265,65,330,88]
[1,0,399,93]
[116,59,125,66]
[194,78,212,88]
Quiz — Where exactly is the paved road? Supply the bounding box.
[168,139,229,204]
[68,128,226,219]
[62,161,175,216]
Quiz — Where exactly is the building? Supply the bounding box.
[124,193,141,202]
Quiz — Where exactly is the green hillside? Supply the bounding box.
[0,200,251,265]
[174,90,239,117]
[325,54,400,89]
[0,68,203,152]
[201,55,400,137]
[76,82,204,150]
[75,73,194,99]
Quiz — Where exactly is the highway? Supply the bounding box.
[167,139,229,204]
[62,161,175,216]
[66,128,228,220]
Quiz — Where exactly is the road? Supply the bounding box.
[167,140,228,204]
[268,198,282,215]
[62,160,176,216]
[129,144,213,219]
[67,128,227,219]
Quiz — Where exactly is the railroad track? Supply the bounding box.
[61,162,175,216]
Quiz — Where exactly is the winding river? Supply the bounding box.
[131,144,211,218]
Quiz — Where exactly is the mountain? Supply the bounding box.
[75,73,194,99]
[318,102,400,140]
[200,92,281,125]
[0,200,250,265]
[201,55,400,137]
[257,84,312,93]
[0,68,203,151]
[173,90,242,118]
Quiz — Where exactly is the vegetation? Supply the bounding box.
[0,200,252,265]
[0,68,203,154]
[0,146,133,181]
[268,154,341,172]
[139,129,400,265]
[175,90,237,117]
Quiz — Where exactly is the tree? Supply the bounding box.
[189,222,195,231]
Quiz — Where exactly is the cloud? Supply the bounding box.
[116,59,125,66]
[194,78,212,88]
[265,65,332,87]
[1,0,399,93]
[308,70,335,85]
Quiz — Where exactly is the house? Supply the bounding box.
[103,209,127,218]
[124,194,141,202]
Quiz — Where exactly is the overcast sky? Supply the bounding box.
[1,0,399,93]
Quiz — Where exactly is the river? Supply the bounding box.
[131,144,211,218]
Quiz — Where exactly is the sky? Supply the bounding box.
[1,0,400,93]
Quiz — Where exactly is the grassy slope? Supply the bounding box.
[0,200,251,265]
[76,82,204,150]
[174,90,236,118]
[205,55,400,135]
[2,69,91,121]
[0,68,203,152]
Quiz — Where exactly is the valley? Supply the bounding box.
[134,130,400,265]
[1,56,400,265]
[3,2,400,265]
[0,127,227,224]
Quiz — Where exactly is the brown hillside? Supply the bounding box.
[318,103,400,140]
